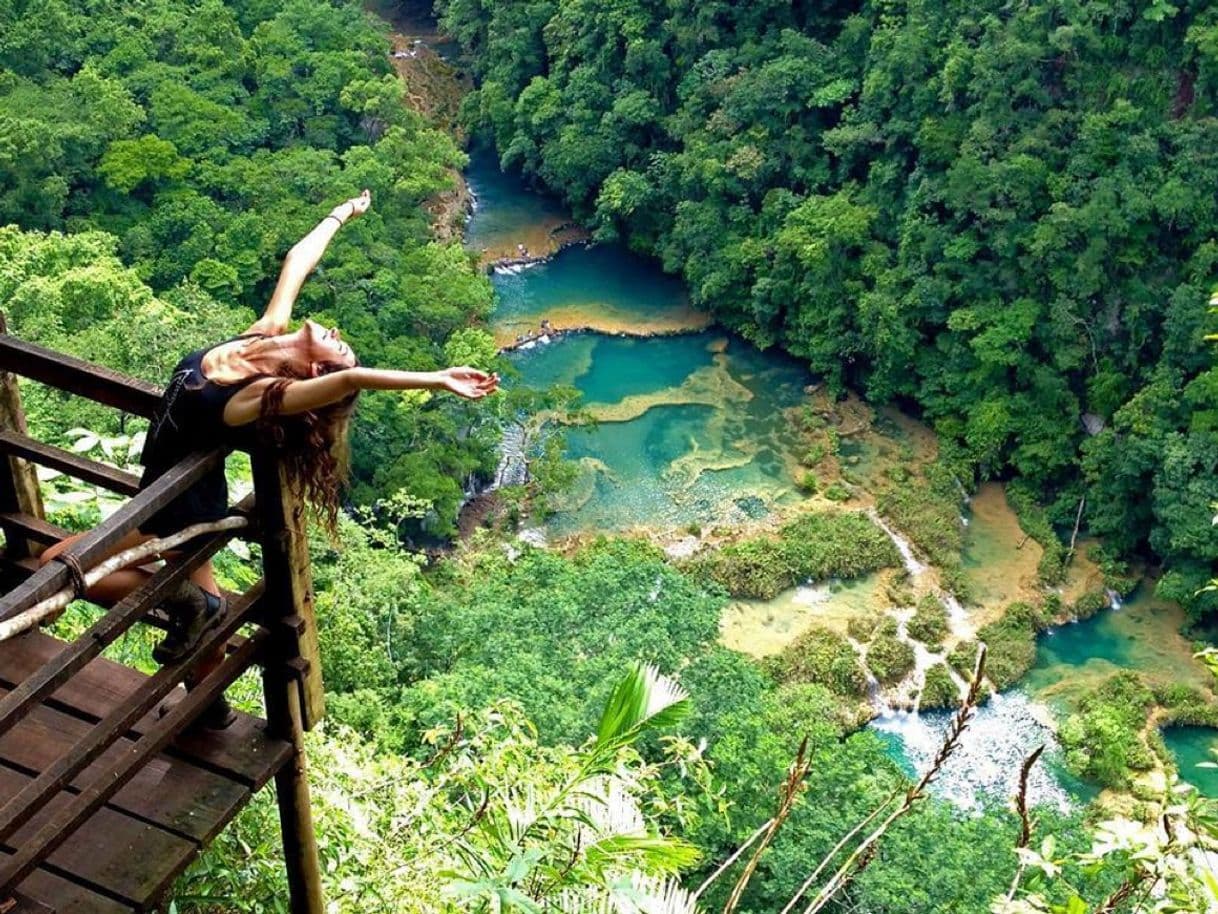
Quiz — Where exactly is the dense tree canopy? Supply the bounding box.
[438,0,1218,612]
[0,0,500,533]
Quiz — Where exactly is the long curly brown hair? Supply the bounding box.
[256,360,358,540]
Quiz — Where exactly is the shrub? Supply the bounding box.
[688,511,899,599]
[767,625,868,697]
[920,663,960,710]
[1070,589,1109,620]
[1059,672,1157,788]
[847,612,884,643]
[867,620,915,686]
[907,594,949,649]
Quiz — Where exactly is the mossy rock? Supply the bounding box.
[847,612,883,643]
[867,623,915,686]
[1070,589,1109,620]
[767,625,868,698]
[907,594,949,649]
[919,663,960,710]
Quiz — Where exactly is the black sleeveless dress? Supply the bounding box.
[138,333,267,541]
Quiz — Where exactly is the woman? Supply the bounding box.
[41,189,498,727]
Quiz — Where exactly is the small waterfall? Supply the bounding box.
[869,510,927,577]
[1106,588,1124,611]
[493,425,529,489]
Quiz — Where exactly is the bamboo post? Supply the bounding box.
[0,315,45,559]
[252,449,325,914]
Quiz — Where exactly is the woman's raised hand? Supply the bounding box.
[331,189,372,225]
[438,367,500,400]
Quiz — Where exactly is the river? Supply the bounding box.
[398,18,1218,810]
[465,150,1218,809]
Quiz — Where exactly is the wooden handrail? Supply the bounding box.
[0,326,327,914]
[0,335,162,419]
[0,431,141,496]
[0,450,219,622]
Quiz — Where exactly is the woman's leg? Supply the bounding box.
[38,530,155,607]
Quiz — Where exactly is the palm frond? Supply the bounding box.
[597,664,690,745]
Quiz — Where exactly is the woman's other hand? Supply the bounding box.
[439,367,499,400]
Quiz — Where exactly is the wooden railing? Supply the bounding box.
[0,326,326,913]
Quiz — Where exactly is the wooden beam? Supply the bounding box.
[0,450,219,622]
[0,431,141,496]
[250,451,323,728]
[252,448,325,914]
[0,515,65,547]
[264,670,325,914]
[0,320,45,561]
[0,335,162,419]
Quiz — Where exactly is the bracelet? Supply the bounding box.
[324,214,345,227]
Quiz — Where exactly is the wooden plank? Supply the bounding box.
[0,631,291,788]
[11,866,130,914]
[1,891,53,914]
[0,336,162,420]
[0,633,266,897]
[0,515,67,547]
[0,693,249,844]
[0,450,219,622]
[0,433,140,498]
[0,766,195,907]
[0,586,264,845]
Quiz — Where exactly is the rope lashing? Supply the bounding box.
[50,552,87,599]
[0,515,250,643]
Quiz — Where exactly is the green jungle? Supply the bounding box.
[3,0,1218,911]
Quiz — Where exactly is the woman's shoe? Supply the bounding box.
[153,582,226,664]
[158,688,238,730]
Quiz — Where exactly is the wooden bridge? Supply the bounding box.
[0,325,327,912]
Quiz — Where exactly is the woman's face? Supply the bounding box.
[297,319,357,372]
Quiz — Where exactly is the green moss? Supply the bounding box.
[920,663,960,710]
[875,463,964,573]
[907,594,949,649]
[1005,482,1068,585]
[951,602,1046,690]
[847,612,883,643]
[766,625,868,698]
[823,481,851,501]
[867,620,915,685]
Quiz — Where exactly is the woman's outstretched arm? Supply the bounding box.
[222,365,499,426]
[245,190,372,336]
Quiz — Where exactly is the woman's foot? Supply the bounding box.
[153,582,225,664]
